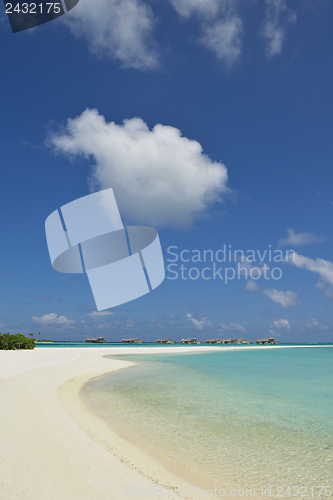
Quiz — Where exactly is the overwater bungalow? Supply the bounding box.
[121,338,144,344]
[255,337,279,345]
[156,338,176,344]
[181,338,202,344]
[206,338,252,345]
[85,337,106,343]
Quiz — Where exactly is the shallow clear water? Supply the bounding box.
[82,347,333,493]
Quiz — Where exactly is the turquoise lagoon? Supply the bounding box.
[82,347,333,492]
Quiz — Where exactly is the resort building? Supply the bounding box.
[206,338,252,344]
[156,338,176,344]
[255,337,279,345]
[121,338,144,344]
[181,338,202,344]
[85,337,106,343]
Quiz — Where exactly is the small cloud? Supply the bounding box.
[278,228,327,247]
[37,291,52,301]
[200,16,243,66]
[186,313,213,330]
[273,319,291,329]
[307,318,329,330]
[168,0,242,66]
[63,0,159,70]
[218,323,247,334]
[286,253,333,287]
[261,0,296,57]
[89,311,113,317]
[151,318,157,323]
[168,0,221,18]
[244,279,260,292]
[316,281,333,300]
[263,289,300,308]
[32,313,74,327]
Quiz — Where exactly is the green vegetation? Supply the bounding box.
[28,333,54,343]
[0,333,35,350]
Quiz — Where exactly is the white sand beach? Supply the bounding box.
[0,345,292,500]
[0,346,214,500]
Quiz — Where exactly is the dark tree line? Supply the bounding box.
[0,333,35,350]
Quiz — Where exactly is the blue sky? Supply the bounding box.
[1,0,333,342]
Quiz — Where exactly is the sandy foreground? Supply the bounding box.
[0,345,292,500]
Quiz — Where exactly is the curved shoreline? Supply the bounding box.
[63,363,208,496]
[0,345,299,500]
[0,346,220,499]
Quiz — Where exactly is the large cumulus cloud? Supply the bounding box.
[48,109,231,228]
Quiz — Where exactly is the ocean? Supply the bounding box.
[81,347,333,495]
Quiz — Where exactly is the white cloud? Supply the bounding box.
[316,280,333,300]
[48,109,230,228]
[306,318,329,330]
[263,288,299,308]
[57,0,305,69]
[278,228,327,247]
[218,322,247,333]
[167,0,242,65]
[186,313,213,330]
[244,279,260,292]
[89,311,113,317]
[286,253,333,287]
[64,0,158,70]
[273,319,290,329]
[262,0,296,57]
[32,313,74,327]
[200,17,243,65]
[168,0,221,18]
